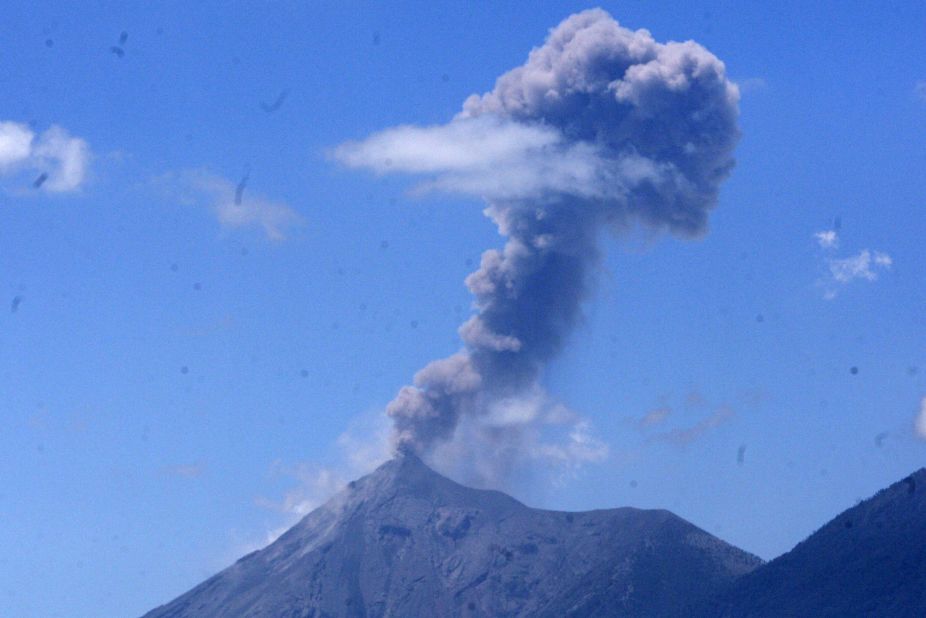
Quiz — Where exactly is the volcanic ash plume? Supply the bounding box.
[335,9,740,481]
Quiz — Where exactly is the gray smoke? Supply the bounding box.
[335,9,739,474]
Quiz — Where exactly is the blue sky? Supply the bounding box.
[1,2,925,616]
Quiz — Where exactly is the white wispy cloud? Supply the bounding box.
[159,169,302,240]
[814,230,892,299]
[332,114,670,203]
[0,120,90,192]
[429,388,608,490]
[814,229,839,249]
[256,462,352,518]
[255,392,608,535]
[0,122,33,168]
[915,396,926,440]
[829,249,892,283]
[252,411,392,547]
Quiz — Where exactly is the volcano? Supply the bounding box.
[142,453,761,617]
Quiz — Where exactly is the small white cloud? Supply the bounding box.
[915,397,926,440]
[160,169,302,240]
[0,122,34,169]
[33,126,90,191]
[818,241,893,299]
[872,252,893,267]
[0,120,90,192]
[814,229,839,249]
[829,249,892,283]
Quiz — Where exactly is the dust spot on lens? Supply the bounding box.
[260,91,289,113]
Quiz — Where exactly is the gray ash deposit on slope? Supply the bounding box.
[143,453,761,618]
[701,468,926,617]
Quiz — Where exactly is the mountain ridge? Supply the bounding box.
[144,458,926,617]
[143,452,761,618]
[700,468,926,617]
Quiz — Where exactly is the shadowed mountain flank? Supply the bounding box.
[701,469,926,618]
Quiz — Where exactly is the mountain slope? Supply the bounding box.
[703,468,926,618]
[143,453,761,618]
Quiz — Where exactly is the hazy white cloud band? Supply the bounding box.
[333,115,686,205]
[160,169,302,240]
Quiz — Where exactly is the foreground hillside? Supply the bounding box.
[700,468,926,618]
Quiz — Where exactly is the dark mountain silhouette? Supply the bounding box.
[701,468,926,617]
[142,453,761,617]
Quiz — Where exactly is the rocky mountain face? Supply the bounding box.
[142,453,761,617]
[700,468,926,618]
[144,456,926,618]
